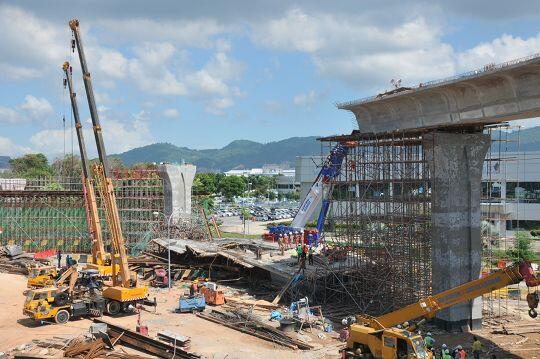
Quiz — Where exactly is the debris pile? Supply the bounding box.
[197,307,313,350]
[0,244,35,274]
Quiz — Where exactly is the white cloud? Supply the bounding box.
[0,63,41,81]
[30,110,153,156]
[0,136,32,157]
[128,42,187,96]
[0,106,23,124]
[205,98,233,115]
[97,18,231,48]
[0,95,53,123]
[456,33,540,71]
[253,10,456,88]
[293,90,319,107]
[20,95,54,119]
[0,5,66,80]
[163,108,180,119]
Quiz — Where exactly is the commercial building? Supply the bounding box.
[482,150,540,237]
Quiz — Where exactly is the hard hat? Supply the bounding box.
[457,345,462,350]
[403,321,409,327]
[442,344,447,349]
[426,332,432,336]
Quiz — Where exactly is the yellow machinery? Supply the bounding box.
[69,19,149,315]
[62,62,113,277]
[343,261,540,358]
[27,265,59,288]
[23,266,107,324]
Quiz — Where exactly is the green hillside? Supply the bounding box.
[114,136,321,171]
[0,156,10,169]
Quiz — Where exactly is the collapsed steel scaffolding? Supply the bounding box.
[0,171,164,252]
[305,131,432,315]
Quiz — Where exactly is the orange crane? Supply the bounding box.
[69,19,148,315]
[62,62,109,275]
[343,261,539,358]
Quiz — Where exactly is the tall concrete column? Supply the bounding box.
[423,131,491,331]
[158,164,197,220]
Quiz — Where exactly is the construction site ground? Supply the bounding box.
[0,272,343,358]
[2,271,540,358]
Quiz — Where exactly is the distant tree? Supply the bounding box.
[52,154,82,178]
[193,173,217,196]
[108,157,125,170]
[199,196,215,215]
[132,162,157,170]
[218,175,245,200]
[9,154,53,178]
[89,157,125,171]
[286,191,300,201]
[506,232,535,261]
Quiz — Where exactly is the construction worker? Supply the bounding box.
[441,344,452,359]
[56,249,62,268]
[424,332,435,350]
[296,243,303,264]
[308,246,314,265]
[278,236,284,256]
[307,232,313,246]
[472,336,482,359]
[190,280,199,296]
[453,345,466,359]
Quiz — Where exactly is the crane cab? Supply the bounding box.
[345,324,431,359]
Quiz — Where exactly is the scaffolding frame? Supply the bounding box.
[0,171,164,252]
[307,131,432,315]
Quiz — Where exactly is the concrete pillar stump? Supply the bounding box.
[158,164,196,220]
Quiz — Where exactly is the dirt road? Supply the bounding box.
[0,273,327,358]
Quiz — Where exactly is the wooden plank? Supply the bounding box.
[272,268,301,304]
[93,318,199,359]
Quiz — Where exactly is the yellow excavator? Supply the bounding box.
[342,261,540,359]
[69,19,149,315]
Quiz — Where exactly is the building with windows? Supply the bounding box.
[482,150,540,237]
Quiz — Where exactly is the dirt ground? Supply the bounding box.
[0,272,341,358]
[2,271,539,358]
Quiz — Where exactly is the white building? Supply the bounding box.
[482,151,540,236]
[224,166,295,177]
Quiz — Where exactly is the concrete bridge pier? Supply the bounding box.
[424,131,491,331]
[158,164,197,220]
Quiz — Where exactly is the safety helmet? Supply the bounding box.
[426,332,432,336]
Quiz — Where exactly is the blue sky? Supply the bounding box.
[0,0,539,159]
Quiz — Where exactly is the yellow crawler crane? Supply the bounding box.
[343,261,540,359]
[69,19,148,316]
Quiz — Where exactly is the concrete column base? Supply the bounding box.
[431,317,483,332]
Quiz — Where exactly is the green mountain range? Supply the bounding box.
[0,156,10,169]
[114,136,322,171]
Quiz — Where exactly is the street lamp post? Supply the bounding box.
[153,210,177,290]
